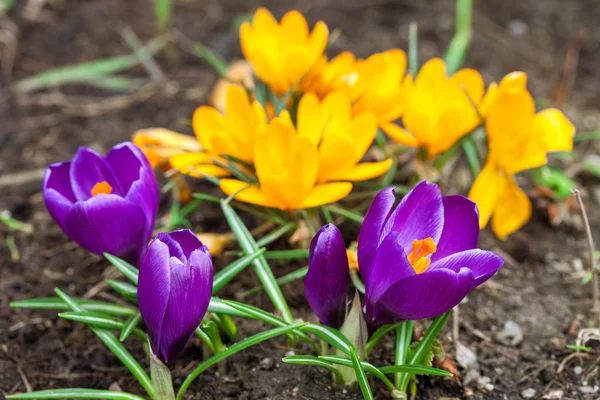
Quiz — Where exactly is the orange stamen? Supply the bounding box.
[407,238,437,274]
[346,248,359,271]
[91,181,113,196]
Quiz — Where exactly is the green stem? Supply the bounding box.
[394,321,414,389]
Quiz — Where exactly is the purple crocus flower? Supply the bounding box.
[42,142,159,264]
[305,182,504,329]
[138,229,213,362]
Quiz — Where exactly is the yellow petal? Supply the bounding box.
[498,71,527,93]
[468,161,506,229]
[348,112,378,158]
[307,21,329,63]
[296,92,326,145]
[195,232,234,256]
[297,182,353,209]
[317,134,357,183]
[192,106,226,151]
[451,68,485,105]
[169,152,229,178]
[280,10,309,43]
[219,179,278,208]
[329,159,393,182]
[132,128,203,167]
[380,122,419,147]
[209,60,254,113]
[479,82,498,117]
[534,109,575,153]
[491,176,532,240]
[415,58,446,89]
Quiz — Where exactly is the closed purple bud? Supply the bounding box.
[42,142,159,263]
[138,229,213,362]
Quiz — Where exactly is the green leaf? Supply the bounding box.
[176,323,307,400]
[207,297,247,317]
[201,321,223,353]
[150,351,175,400]
[444,0,473,75]
[194,326,217,354]
[104,253,139,284]
[10,297,137,317]
[408,22,419,77]
[54,289,156,400]
[255,221,297,248]
[220,200,293,323]
[365,323,401,355]
[106,279,138,303]
[395,320,414,387]
[120,312,143,341]
[222,300,317,351]
[211,313,237,341]
[379,364,453,377]
[350,347,374,400]
[264,249,310,260]
[566,344,592,353]
[325,205,364,224]
[155,0,171,32]
[574,131,600,142]
[192,43,229,78]
[300,323,352,355]
[318,355,394,390]
[242,266,309,297]
[13,37,166,93]
[461,135,481,178]
[5,389,146,399]
[283,355,344,383]
[212,248,267,294]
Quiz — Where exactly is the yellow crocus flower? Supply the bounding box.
[220,118,352,210]
[169,85,267,178]
[240,8,329,95]
[132,128,203,168]
[468,72,575,239]
[295,91,392,183]
[383,58,488,157]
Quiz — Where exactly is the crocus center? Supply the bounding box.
[407,238,437,274]
[91,181,113,196]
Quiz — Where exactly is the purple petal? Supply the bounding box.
[305,224,351,328]
[156,230,205,263]
[64,195,148,263]
[106,143,159,238]
[384,181,444,251]
[160,248,213,362]
[138,239,171,354]
[431,196,480,262]
[363,231,415,307]
[70,148,124,201]
[428,249,504,287]
[378,268,475,321]
[43,162,76,232]
[358,187,397,274]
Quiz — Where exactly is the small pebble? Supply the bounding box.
[507,19,528,37]
[540,367,553,383]
[285,350,296,357]
[579,385,599,394]
[484,383,495,392]
[574,366,583,375]
[259,357,274,370]
[464,369,481,386]
[496,320,524,346]
[521,388,536,399]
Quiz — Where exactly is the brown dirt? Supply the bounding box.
[2,0,600,399]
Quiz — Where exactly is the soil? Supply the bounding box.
[2,0,600,399]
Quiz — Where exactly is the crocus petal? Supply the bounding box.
[432,196,480,262]
[380,123,419,147]
[160,247,213,362]
[385,181,444,252]
[378,267,474,321]
[169,152,230,178]
[305,224,351,328]
[468,161,505,229]
[219,179,278,208]
[363,230,415,306]
[64,195,147,262]
[358,187,397,273]
[491,177,531,240]
[70,147,124,201]
[43,162,76,232]
[106,142,159,240]
[138,239,171,354]
[534,109,575,153]
[328,159,393,182]
[156,229,207,263]
[429,249,504,287]
[132,128,203,167]
[296,182,353,209]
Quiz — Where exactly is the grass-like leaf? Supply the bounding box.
[242,266,308,297]
[220,200,293,323]
[106,279,138,303]
[378,364,453,377]
[176,323,307,400]
[350,347,374,400]
[212,248,266,294]
[318,355,394,390]
[120,312,143,341]
[10,297,137,317]
[300,324,352,355]
[5,388,146,399]
[282,355,344,383]
[54,289,156,399]
[104,253,139,284]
